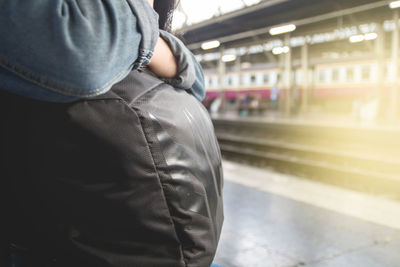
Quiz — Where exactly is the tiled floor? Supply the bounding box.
[214,161,400,267]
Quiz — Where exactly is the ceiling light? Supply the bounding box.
[269,24,296,35]
[272,47,283,55]
[364,32,378,40]
[241,62,252,68]
[282,46,290,53]
[221,54,236,62]
[390,1,400,9]
[272,46,290,55]
[349,35,365,43]
[201,40,220,50]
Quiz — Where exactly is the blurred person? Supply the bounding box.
[352,94,380,122]
[0,0,224,266]
[270,85,279,111]
[238,93,251,116]
[249,93,261,115]
[210,97,223,116]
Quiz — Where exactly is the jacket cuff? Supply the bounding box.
[158,30,196,90]
[127,0,160,69]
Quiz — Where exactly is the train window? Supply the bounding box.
[385,64,391,80]
[309,69,314,84]
[240,75,247,86]
[250,74,257,84]
[276,73,281,84]
[361,66,371,81]
[213,77,219,87]
[227,77,233,86]
[240,75,244,85]
[332,69,339,82]
[346,68,354,82]
[318,70,326,83]
[263,74,269,84]
[295,70,302,85]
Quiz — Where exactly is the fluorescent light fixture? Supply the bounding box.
[272,47,283,55]
[241,62,252,68]
[349,35,365,43]
[364,32,378,40]
[349,33,377,43]
[221,54,236,62]
[201,40,220,50]
[282,46,290,53]
[272,46,290,55]
[269,24,296,35]
[390,1,400,9]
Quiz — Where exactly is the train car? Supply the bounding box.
[204,57,394,113]
[204,65,281,100]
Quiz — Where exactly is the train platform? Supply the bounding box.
[214,160,400,267]
[211,112,400,132]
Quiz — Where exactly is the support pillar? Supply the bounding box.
[375,23,385,109]
[390,10,399,120]
[278,49,285,114]
[284,34,292,116]
[235,55,242,109]
[301,43,309,113]
[235,55,241,91]
[218,47,226,112]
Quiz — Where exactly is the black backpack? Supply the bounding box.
[0,69,224,267]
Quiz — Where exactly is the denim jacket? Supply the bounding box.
[0,0,205,102]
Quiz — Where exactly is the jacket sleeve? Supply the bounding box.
[158,30,206,101]
[0,0,159,102]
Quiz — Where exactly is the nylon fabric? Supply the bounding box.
[0,69,223,267]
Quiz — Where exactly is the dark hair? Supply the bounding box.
[154,0,177,32]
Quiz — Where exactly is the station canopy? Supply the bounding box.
[172,0,262,30]
[173,0,388,49]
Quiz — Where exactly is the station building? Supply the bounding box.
[179,0,400,120]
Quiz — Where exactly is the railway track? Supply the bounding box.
[213,118,400,197]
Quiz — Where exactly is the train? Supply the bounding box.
[203,57,395,103]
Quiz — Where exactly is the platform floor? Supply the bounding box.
[214,161,400,267]
[211,111,400,131]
